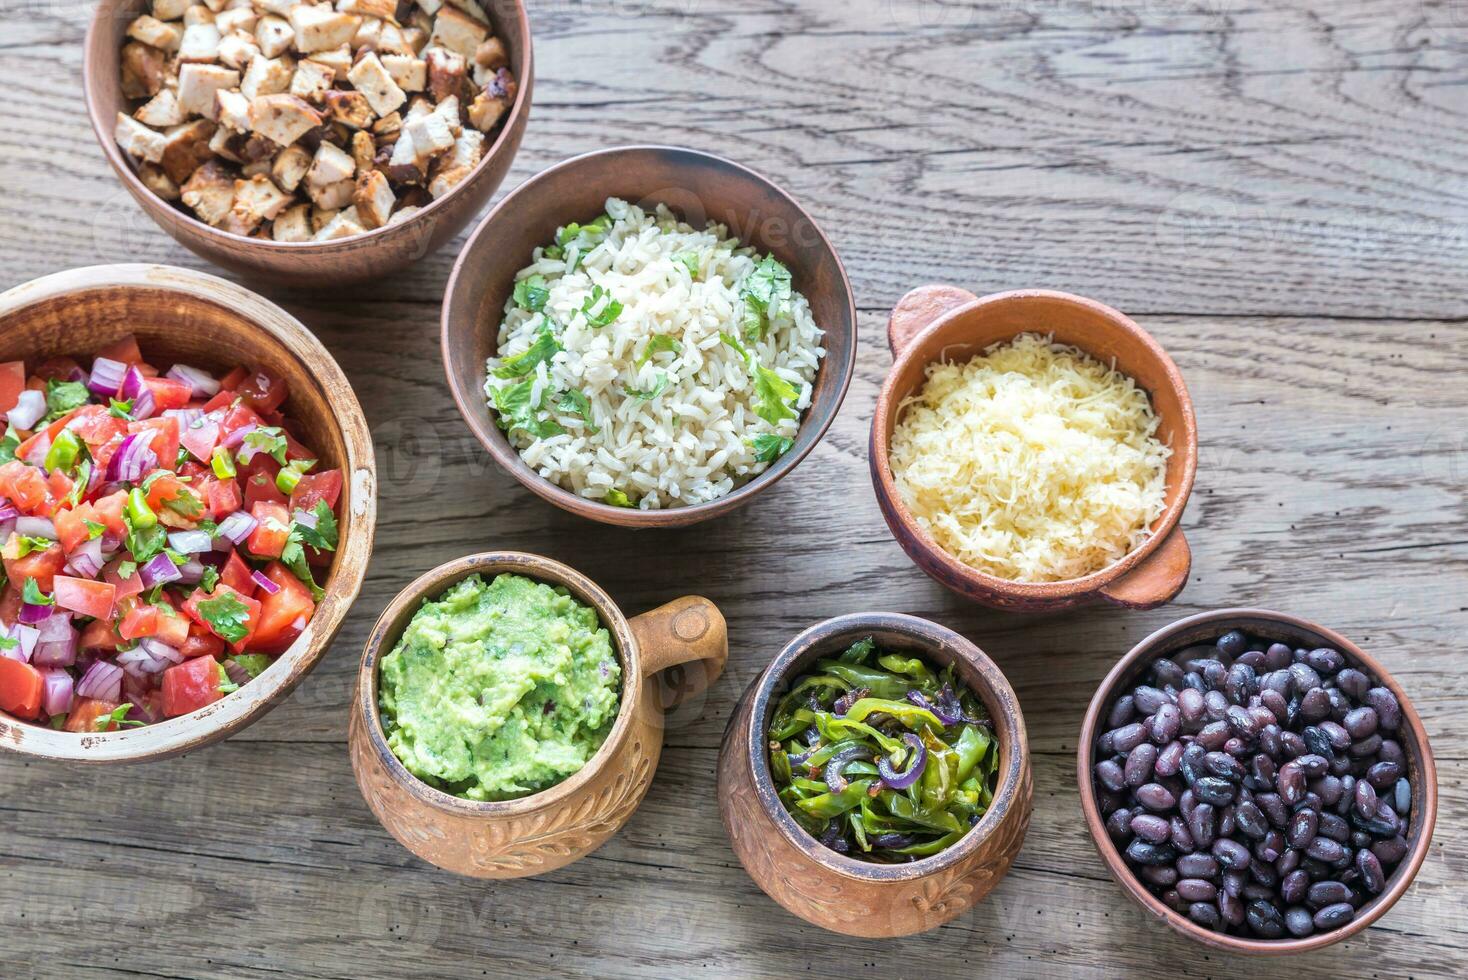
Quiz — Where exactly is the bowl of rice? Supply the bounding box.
[869,285,1198,612]
[441,145,856,526]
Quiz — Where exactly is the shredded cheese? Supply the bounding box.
[889,332,1171,583]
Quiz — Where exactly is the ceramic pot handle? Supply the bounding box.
[630,596,728,709]
[1098,529,1192,610]
[887,284,980,357]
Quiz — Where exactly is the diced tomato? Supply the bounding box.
[251,562,315,654]
[118,599,160,640]
[67,405,128,451]
[245,501,290,558]
[220,551,255,596]
[289,469,342,514]
[102,556,144,602]
[161,655,225,717]
[0,585,22,627]
[182,582,261,652]
[46,469,74,506]
[15,408,82,465]
[34,356,83,382]
[53,576,117,620]
[179,461,211,482]
[144,377,193,412]
[80,617,121,652]
[91,491,128,537]
[218,368,248,392]
[283,432,315,463]
[202,477,243,518]
[0,361,24,415]
[128,417,180,472]
[96,335,143,365]
[0,461,51,514]
[155,602,191,648]
[243,472,286,508]
[201,390,237,414]
[179,417,220,463]
[64,697,121,732]
[236,369,289,414]
[3,540,65,593]
[53,504,97,553]
[143,471,200,518]
[219,403,265,443]
[180,630,225,660]
[0,658,43,720]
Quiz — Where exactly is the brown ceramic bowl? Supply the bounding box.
[717,612,1032,937]
[350,550,727,877]
[0,264,376,763]
[870,285,1199,612]
[83,0,532,287]
[441,145,857,528]
[1078,609,1438,955]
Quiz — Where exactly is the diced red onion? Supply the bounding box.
[104,432,158,483]
[140,638,184,665]
[100,530,123,552]
[36,610,73,640]
[16,516,57,540]
[167,529,213,554]
[0,503,19,522]
[215,511,257,545]
[126,698,162,724]
[163,407,203,427]
[222,422,257,451]
[116,646,163,677]
[138,553,182,588]
[18,602,52,625]
[65,537,106,579]
[88,357,128,396]
[31,636,78,668]
[130,385,157,421]
[119,364,148,400]
[291,508,318,531]
[251,570,281,595]
[6,624,40,662]
[7,390,45,430]
[63,366,89,385]
[179,417,220,462]
[175,557,205,585]
[166,364,221,397]
[0,626,24,662]
[76,660,123,702]
[40,668,74,717]
[0,520,16,543]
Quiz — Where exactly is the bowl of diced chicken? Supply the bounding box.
[84,0,532,286]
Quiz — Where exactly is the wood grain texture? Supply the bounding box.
[3,0,1467,977]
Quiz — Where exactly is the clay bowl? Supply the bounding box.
[350,550,727,878]
[442,145,857,528]
[1078,608,1438,955]
[870,285,1198,612]
[0,264,377,763]
[717,612,1032,937]
[83,0,532,287]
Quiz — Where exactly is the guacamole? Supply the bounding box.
[378,573,622,802]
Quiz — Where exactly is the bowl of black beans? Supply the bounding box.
[1078,609,1437,954]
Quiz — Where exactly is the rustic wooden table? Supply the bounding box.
[3,1,1465,976]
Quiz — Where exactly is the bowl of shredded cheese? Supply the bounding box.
[869,286,1198,612]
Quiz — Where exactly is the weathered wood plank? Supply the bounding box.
[1,0,1466,976]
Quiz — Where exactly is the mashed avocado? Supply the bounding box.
[378,573,622,802]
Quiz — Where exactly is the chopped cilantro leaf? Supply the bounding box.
[43,379,89,423]
[199,565,220,592]
[197,592,252,644]
[624,372,669,401]
[752,365,798,426]
[493,323,562,379]
[604,489,634,508]
[108,398,134,420]
[555,389,598,433]
[242,426,289,466]
[512,274,551,312]
[97,703,145,730]
[22,578,53,606]
[749,433,794,463]
[580,285,622,328]
[636,334,682,366]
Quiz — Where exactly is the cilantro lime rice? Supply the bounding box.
[483,197,826,510]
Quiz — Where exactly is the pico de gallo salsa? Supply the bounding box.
[0,334,342,731]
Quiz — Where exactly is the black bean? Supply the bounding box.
[1353,779,1378,819]
[1285,905,1315,937]
[1105,807,1133,842]
[1256,792,1288,829]
[1161,888,1186,912]
[1393,778,1411,815]
[1250,755,1278,792]
[1302,727,1335,761]
[1152,658,1185,689]
[1193,777,1236,807]
[1219,888,1246,926]
[1107,694,1136,729]
[1196,722,1231,751]
[1177,687,1205,726]
[1226,705,1259,739]
[1176,877,1217,903]
[1203,690,1229,721]
[1281,731,1308,758]
[1187,803,1216,850]
[1213,838,1252,870]
[1336,667,1370,700]
[1372,835,1408,866]
[1217,630,1247,657]
[1264,643,1292,671]
[1142,864,1179,887]
[1242,882,1275,902]
[1348,733,1382,759]
[1318,721,1351,753]
[1110,722,1147,753]
[1367,760,1402,788]
[1126,839,1176,865]
[1280,868,1310,905]
[1134,685,1173,714]
[1155,740,1185,778]
[1287,808,1318,849]
[1259,689,1288,724]
[1289,662,1323,693]
[1225,663,1256,705]
[1307,880,1351,908]
[1248,858,1279,888]
[1177,853,1219,879]
[1246,900,1286,938]
[1305,836,1347,865]
[1125,743,1158,786]
[1343,706,1379,740]
[1136,783,1177,812]
[1151,703,1181,743]
[1355,800,1400,838]
[1277,763,1305,805]
[1235,801,1269,839]
[1202,751,1243,781]
[1298,687,1331,723]
[1276,847,1301,876]
[1170,816,1197,853]
[1356,849,1386,893]
[1224,737,1249,757]
[1350,830,1372,850]
[1379,739,1405,767]
[1318,811,1350,843]
[1218,804,1237,837]
[1095,759,1125,792]
[1131,813,1171,843]
[1236,650,1267,670]
[1365,688,1401,730]
[1188,901,1222,929]
[1258,724,1284,758]
[1295,753,1329,778]
[1313,902,1355,930]
[1305,647,1344,675]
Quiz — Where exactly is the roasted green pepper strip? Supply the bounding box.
[842,697,945,732]
[796,779,875,819]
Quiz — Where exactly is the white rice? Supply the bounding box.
[485,197,826,509]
